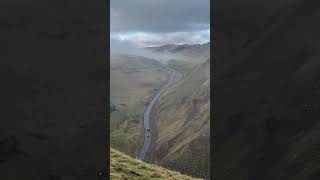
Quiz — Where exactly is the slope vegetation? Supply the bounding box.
[110,148,202,180]
[149,59,210,179]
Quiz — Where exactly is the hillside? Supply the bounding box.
[214,0,320,180]
[146,43,209,56]
[110,148,202,180]
[145,43,210,74]
[110,54,170,157]
[148,58,210,179]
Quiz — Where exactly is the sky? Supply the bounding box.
[111,0,210,51]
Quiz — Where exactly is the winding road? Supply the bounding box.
[138,70,177,160]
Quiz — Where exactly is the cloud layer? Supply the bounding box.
[111,0,210,49]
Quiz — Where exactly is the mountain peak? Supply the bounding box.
[145,42,210,53]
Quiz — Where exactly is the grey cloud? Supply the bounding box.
[111,0,210,33]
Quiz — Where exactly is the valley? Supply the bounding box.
[110,54,171,157]
[138,69,179,160]
[110,43,210,179]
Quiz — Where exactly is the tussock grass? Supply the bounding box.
[110,148,202,180]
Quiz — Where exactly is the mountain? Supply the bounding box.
[110,148,202,180]
[147,58,210,179]
[145,43,210,74]
[214,0,320,180]
[110,54,170,157]
[146,43,209,55]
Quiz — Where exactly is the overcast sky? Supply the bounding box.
[111,0,210,50]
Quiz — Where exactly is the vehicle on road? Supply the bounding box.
[138,70,176,160]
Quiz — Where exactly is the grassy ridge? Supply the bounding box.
[110,148,202,180]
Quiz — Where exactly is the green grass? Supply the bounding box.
[110,148,203,180]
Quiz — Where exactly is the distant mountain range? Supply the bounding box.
[144,43,210,68]
[146,42,210,54]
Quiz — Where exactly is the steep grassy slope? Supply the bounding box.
[214,0,320,180]
[110,54,170,157]
[110,148,202,180]
[149,59,210,179]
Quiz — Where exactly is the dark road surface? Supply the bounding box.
[138,70,177,160]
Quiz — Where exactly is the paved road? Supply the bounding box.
[138,70,176,160]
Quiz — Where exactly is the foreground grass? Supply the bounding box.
[110,148,203,180]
